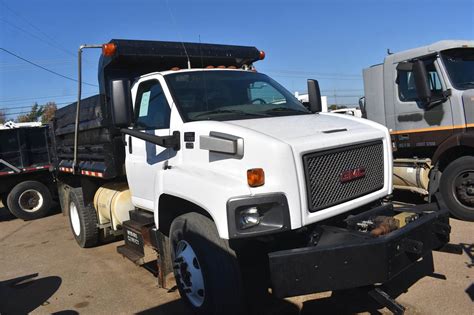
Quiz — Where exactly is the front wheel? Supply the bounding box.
[440,156,474,221]
[6,181,52,220]
[170,213,245,315]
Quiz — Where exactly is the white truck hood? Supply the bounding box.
[178,112,392,236]
[227,112,384,145]
[226,112,392,228]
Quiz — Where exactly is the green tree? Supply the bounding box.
[0,110,5,124]
[41,102,57,123]
[17,103,44,123]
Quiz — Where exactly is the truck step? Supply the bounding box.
[117,244,144,265]
[129,209,154,225]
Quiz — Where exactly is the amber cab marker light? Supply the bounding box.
[259,50,266,60]
[247,168,265,187]
[102,43,117,56]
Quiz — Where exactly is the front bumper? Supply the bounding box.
[268,200,450,298]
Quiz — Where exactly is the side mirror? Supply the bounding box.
[412,60,431,106]
[110,79,133,127]
[358,96,367,118]
[307,79,322,113]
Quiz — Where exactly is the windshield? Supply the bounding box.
[441,48,474,90]
[165,70,310,122]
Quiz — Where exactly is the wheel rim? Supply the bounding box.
[18,189,43,212]
[174,240,205,307]
[453,169,474,209]
[69,201,81,236]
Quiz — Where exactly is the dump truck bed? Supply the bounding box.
[0,126,51,175]
[52,94,125,179]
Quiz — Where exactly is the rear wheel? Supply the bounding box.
[170,213,245,315]
[6,181,52,220]
[68,188,99,247]
[440,156,474,221]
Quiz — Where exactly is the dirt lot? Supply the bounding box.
[0,199,473,315]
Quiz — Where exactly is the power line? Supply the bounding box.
[267,69,361,78]
[0,48,97,87]
[0,0,77,58]
[0,93,95,105]
[0,101,75,111]
[0,100,72,109]
[0,18,77,59]
[268,73,362,81]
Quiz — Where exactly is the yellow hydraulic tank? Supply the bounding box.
[93,182,134,230]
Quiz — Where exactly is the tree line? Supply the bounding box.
[0,102,57,124]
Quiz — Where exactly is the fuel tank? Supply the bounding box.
[93,182,134,230]
[393,159,431,195]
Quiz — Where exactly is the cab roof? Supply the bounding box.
[386,40,474,63]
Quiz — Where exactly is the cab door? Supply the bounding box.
[392,56,454,155]
[125,78,172,211]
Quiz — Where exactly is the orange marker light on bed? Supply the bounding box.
[102,43,117,56]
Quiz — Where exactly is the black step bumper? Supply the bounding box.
[268,201,450,298]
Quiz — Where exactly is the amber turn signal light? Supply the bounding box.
[102,43,117,56]
[247,168,265,187]
[259,50,265,60]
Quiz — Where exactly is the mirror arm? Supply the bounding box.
[423,89,452,110]
[120,129,181,151]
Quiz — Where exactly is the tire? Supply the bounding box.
[440,156,474,221]
[68,188,99,248]
[6,181,52,220]
[170,213,245,315]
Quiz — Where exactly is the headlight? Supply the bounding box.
[239,207,261,229]
[227,193,290,238]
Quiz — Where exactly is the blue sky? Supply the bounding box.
[0,0,473,118]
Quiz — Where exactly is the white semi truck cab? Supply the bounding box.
[52,39,452,314]
[362,40,474,221]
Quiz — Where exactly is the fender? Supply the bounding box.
[155,165,251,239]
[432,130,474,165]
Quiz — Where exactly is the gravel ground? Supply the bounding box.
[0,198,472,315]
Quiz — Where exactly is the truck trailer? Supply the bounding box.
[0,122,55,220]
[52,39,452,314]
[362,40,474,221]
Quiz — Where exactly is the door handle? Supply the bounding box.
[128,135,132,154]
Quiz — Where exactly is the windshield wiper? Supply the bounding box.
[458,81,474,87]
[263,107,310,114]
[194,109,267,118]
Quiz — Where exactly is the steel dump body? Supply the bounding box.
[52,95,125,179]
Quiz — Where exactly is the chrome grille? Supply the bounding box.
[303,141,384,212]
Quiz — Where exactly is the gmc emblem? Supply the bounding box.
[340,167,366,183]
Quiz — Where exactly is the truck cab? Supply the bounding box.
[125,68,393,238]
[363,40,474,221]
[53,39,451,314]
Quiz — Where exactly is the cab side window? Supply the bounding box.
[397,59,443,102]
[134,80,171,130]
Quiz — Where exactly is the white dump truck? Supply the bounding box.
[52,39,452,314]
[362,40,474,221]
